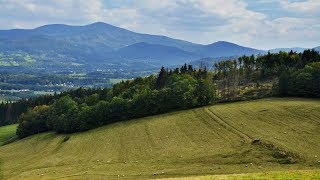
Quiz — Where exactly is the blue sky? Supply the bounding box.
[0,0,319,49]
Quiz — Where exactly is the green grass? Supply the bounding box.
[170,170,320,179]
[0,98,319,179]
[0,124,17,146]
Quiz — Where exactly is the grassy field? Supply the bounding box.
[0,98,319,179]
[0,124,17,146]
[170,170,320,179]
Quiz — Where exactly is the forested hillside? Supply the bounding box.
[213,49,320,101]
[16,65,216,137]
[0,49,319,137]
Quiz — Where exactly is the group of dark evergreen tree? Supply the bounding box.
[1,49,319,138]
[16,65,216,138]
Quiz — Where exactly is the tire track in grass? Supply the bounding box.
[286,107,320,126]
[311,114,320,124]
[204,108,252,143]
[205,108,305,164]
[255,105,319,142]
[192,109,237,146]
[144,122,157,149]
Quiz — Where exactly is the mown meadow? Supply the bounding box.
[0,98,319,179]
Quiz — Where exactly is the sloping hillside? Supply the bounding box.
[115,42,199,65]
[194,41,264,57]
[0,22,198,52]
[0,98,319,179]
[0,124,17,145]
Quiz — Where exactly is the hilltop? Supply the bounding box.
[1,98,319,179]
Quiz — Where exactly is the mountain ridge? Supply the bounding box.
[269,47,307,53]
[114,42,199,65]
[0,22,281,71]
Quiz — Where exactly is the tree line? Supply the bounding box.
[213,49,320,100]
[0,88,110,126]
[17,65,216,138]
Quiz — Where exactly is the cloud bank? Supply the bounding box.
[0,0,319,49]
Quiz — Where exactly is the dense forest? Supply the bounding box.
[0,50,319,138]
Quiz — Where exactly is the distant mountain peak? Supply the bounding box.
[88,22,108,26]
[215,41,233,44]
[90,21,106,25]
[207,41,242,47]
[35,22,115,31]
[196,41,263,57]
[87,22,113,28]
[35,23,71,30]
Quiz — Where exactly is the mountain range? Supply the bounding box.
[269,47,307,53]
[0,22,318,71]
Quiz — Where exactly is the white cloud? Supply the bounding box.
[0,0,319,49]
[191,0,265,20]
[137,0,177,9]
[280,0,320,15]
[0,0,143,29]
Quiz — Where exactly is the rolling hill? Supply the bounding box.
[0,22,264,70]
[0,124,17,146]
[0,98,319,179]
[0,22,197,52]
[269,46,320,53]
[195,41,264,57]
[114,42,199,65]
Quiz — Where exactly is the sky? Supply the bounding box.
[0,0,319,49]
